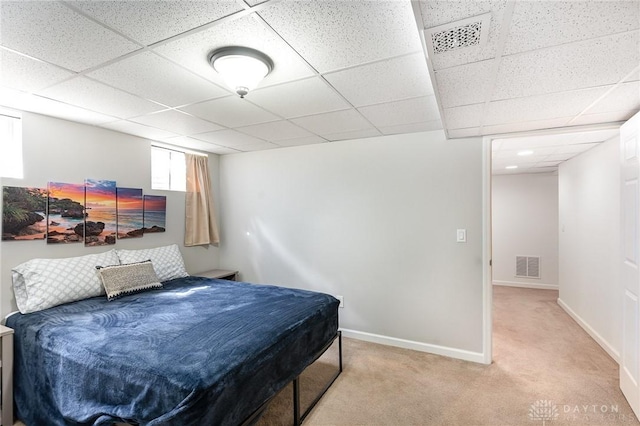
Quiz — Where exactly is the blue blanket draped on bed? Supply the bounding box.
[6,276,339,426]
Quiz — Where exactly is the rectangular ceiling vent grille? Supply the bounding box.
[423,13,491,56]
[515,256,541,279]
[432,22,482,54]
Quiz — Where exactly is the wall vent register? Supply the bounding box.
[515,256,541,279]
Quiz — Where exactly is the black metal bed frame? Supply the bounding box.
[241,330,343,426]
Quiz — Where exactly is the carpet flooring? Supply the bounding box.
[257,286,639,425]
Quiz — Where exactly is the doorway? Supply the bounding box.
[482,124,622,366]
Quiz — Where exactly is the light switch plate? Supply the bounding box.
[457,229,466,243]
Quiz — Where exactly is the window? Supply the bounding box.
[151,146,186,191]
[0,113,23,179]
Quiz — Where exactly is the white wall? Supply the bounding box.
[492,173,559,289]
[219,131,485,359]
[0,113,220,317]
[558,136,621,361]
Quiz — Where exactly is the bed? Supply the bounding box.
[6,257,341,425]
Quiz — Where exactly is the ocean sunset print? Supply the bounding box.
[85,179,117,246]
[117,187,144,239]
[47,182,85,244]
[143,195,166,234]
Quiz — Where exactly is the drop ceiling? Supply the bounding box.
[0,1,638,156]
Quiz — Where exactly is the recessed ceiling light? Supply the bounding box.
[517,150,534,156]
[505,165,518,169]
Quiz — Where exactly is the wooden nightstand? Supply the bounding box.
[0,325,13,426]
[198,269,239,281]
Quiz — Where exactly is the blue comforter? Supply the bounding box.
[6,276,339,425]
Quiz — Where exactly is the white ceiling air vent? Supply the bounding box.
[515,256,541,279]
[423,13,492,57]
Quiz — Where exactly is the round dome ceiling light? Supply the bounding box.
[208,46,274,98]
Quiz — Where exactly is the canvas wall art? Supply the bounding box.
[1,186,47,241]
[5,181,168,244]
[143,195,166,233]
[84,179,117,246]
[47,182,86,244]
[117,187,144,239]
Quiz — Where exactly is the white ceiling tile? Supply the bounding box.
[544,153,575,162]
[181,96,279,128]
[291,109,372,136]
[100,120,179,140]
[0,88,117,125]
[627,67,640,82]
[245,0,269,6]
[324,128,382,142]
[448,127,481,138]
[0,49,74,92]
[358,96,440,128]
[69,1,243,46]
[193,129,266,148]
[504,1,640,55]
[378,120,443,136]
[493,128,618,149]
[527,167,559,174]
[443,104,484,129]
[494,31,640,100]
[486,87,610,126]
[236,120,313,142]
[130,110,224,135]
[570,110,638,126]
[483,117,573,135]
[419,0,508,70]
[435,60,494,108]
[0,1,139,72]
[537,161,562,168]
[554,143,599,154]
[248,77,350,118]
[162,136,241,154]
[38,77,164,119]
[258,1,422,72]
[585,81,640,115]
[236,141,280,152]
[87,51,227,107]
[275,136,327,147]
[206,146,243,155]
[154,14,314,89]
[324,54,433,107]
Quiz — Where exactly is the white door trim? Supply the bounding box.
[482,136,493,365]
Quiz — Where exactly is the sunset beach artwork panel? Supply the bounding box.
[85,179,117,246]
[117,187,144,239]
[143,195,166,233]
[2,186,47,241]
[47,182,86,244]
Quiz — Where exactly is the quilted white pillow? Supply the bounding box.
[12,250,120,314]
[115,244,189,282]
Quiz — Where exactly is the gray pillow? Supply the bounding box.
[97,260,162,301]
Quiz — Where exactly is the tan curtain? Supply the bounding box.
[184,153,219,246]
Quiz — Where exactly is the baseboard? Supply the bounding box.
[493,280,559,290]
[340,328,487,364]
[557,298,620,364]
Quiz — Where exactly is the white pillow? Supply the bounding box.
[12,250,120,314]
[115,244,189,282]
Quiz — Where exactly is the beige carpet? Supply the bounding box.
[257,286,639,425]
